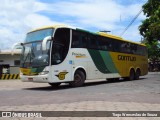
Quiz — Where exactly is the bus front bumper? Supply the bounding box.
[20,74,49,83]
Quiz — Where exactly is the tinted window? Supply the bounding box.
[98,37,113,51]
[87,34,99,49]
[51,28,70,65]
[71,29,147,56]
[72,30,89,48]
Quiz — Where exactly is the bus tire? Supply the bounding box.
[69,70,85,87]
[135,69,141,80]
[129,69,135,80]
[49,83,61,87]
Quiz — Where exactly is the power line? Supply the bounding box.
[120,9,143,37]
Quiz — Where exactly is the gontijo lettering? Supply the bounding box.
[118,55,136,61]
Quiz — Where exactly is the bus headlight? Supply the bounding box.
[39,71,49,75]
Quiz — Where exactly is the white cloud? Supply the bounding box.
[45,0,124,29]
[44,0,146,34]
[25,14,61,28]
[0,0,147,50]
[0,0,60,49]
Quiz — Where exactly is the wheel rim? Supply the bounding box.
[70,70,85,87]
[74,74,81,84]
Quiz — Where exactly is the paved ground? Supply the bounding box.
[0,72,160,120]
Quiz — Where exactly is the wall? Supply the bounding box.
[0,54,20,66]
[0,54,20,79]
[10,67,20,74]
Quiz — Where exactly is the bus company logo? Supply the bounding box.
[55,72,68,80]
[118,55,136,61]
[72,52,86,58]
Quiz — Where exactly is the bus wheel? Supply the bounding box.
[69,70,85,87]
[135,69,141,80]
[129,69,135,80]
[49,83,61,87]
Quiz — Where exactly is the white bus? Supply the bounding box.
[13,25,148,87]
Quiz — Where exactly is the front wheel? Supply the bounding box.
[135,69,141,80]
[69,70,85,87]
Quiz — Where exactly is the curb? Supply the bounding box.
[0,74,20,80]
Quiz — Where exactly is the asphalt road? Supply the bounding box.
[0,72,160,107]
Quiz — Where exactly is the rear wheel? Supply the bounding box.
[69,70,85,87]
[49,83,61,87]
[129,69,135,80]
[135,69,141,80]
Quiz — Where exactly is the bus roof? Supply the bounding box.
[97,32,146,46]
[28,24,76,33]
[77,28,145,46]
[28,25,146,46]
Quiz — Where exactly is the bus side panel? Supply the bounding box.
[70,49,94,80]
[87,49,121,79]
[109,52,148,77]
[50,60,73,83]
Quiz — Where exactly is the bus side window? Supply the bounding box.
[120,42,131,54]
[99,38,108,51]
[113,40,120,52]
[81,34,88,48]
[72,30,81,48]
[137,46,146,56]
[130,44,137,54]
[107,38,113,51]
[72,30,88,48]
[72,36,79,48]
[88,34,99,49]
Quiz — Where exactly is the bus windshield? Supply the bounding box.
[25,28,53,42]
[21,28,53,68]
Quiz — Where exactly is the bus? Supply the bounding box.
[13,25,148,87]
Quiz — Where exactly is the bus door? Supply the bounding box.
[50,28,72,82]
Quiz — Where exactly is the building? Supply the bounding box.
[0,49,21,79]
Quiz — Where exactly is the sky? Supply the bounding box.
[0,0,147,50]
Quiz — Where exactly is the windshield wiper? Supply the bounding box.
[22,43,36,67]
[22,49,31,67]
[30,44,35,62]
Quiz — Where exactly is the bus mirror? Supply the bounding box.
[42,36,52,51]
[11,43,23,55]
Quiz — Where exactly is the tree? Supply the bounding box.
[139,0,160,61]
[139,0,160,42]
[145,41,160,61]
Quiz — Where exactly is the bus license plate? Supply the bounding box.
[28,78,33,81]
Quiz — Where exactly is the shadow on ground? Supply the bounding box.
[23,77,146,91]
